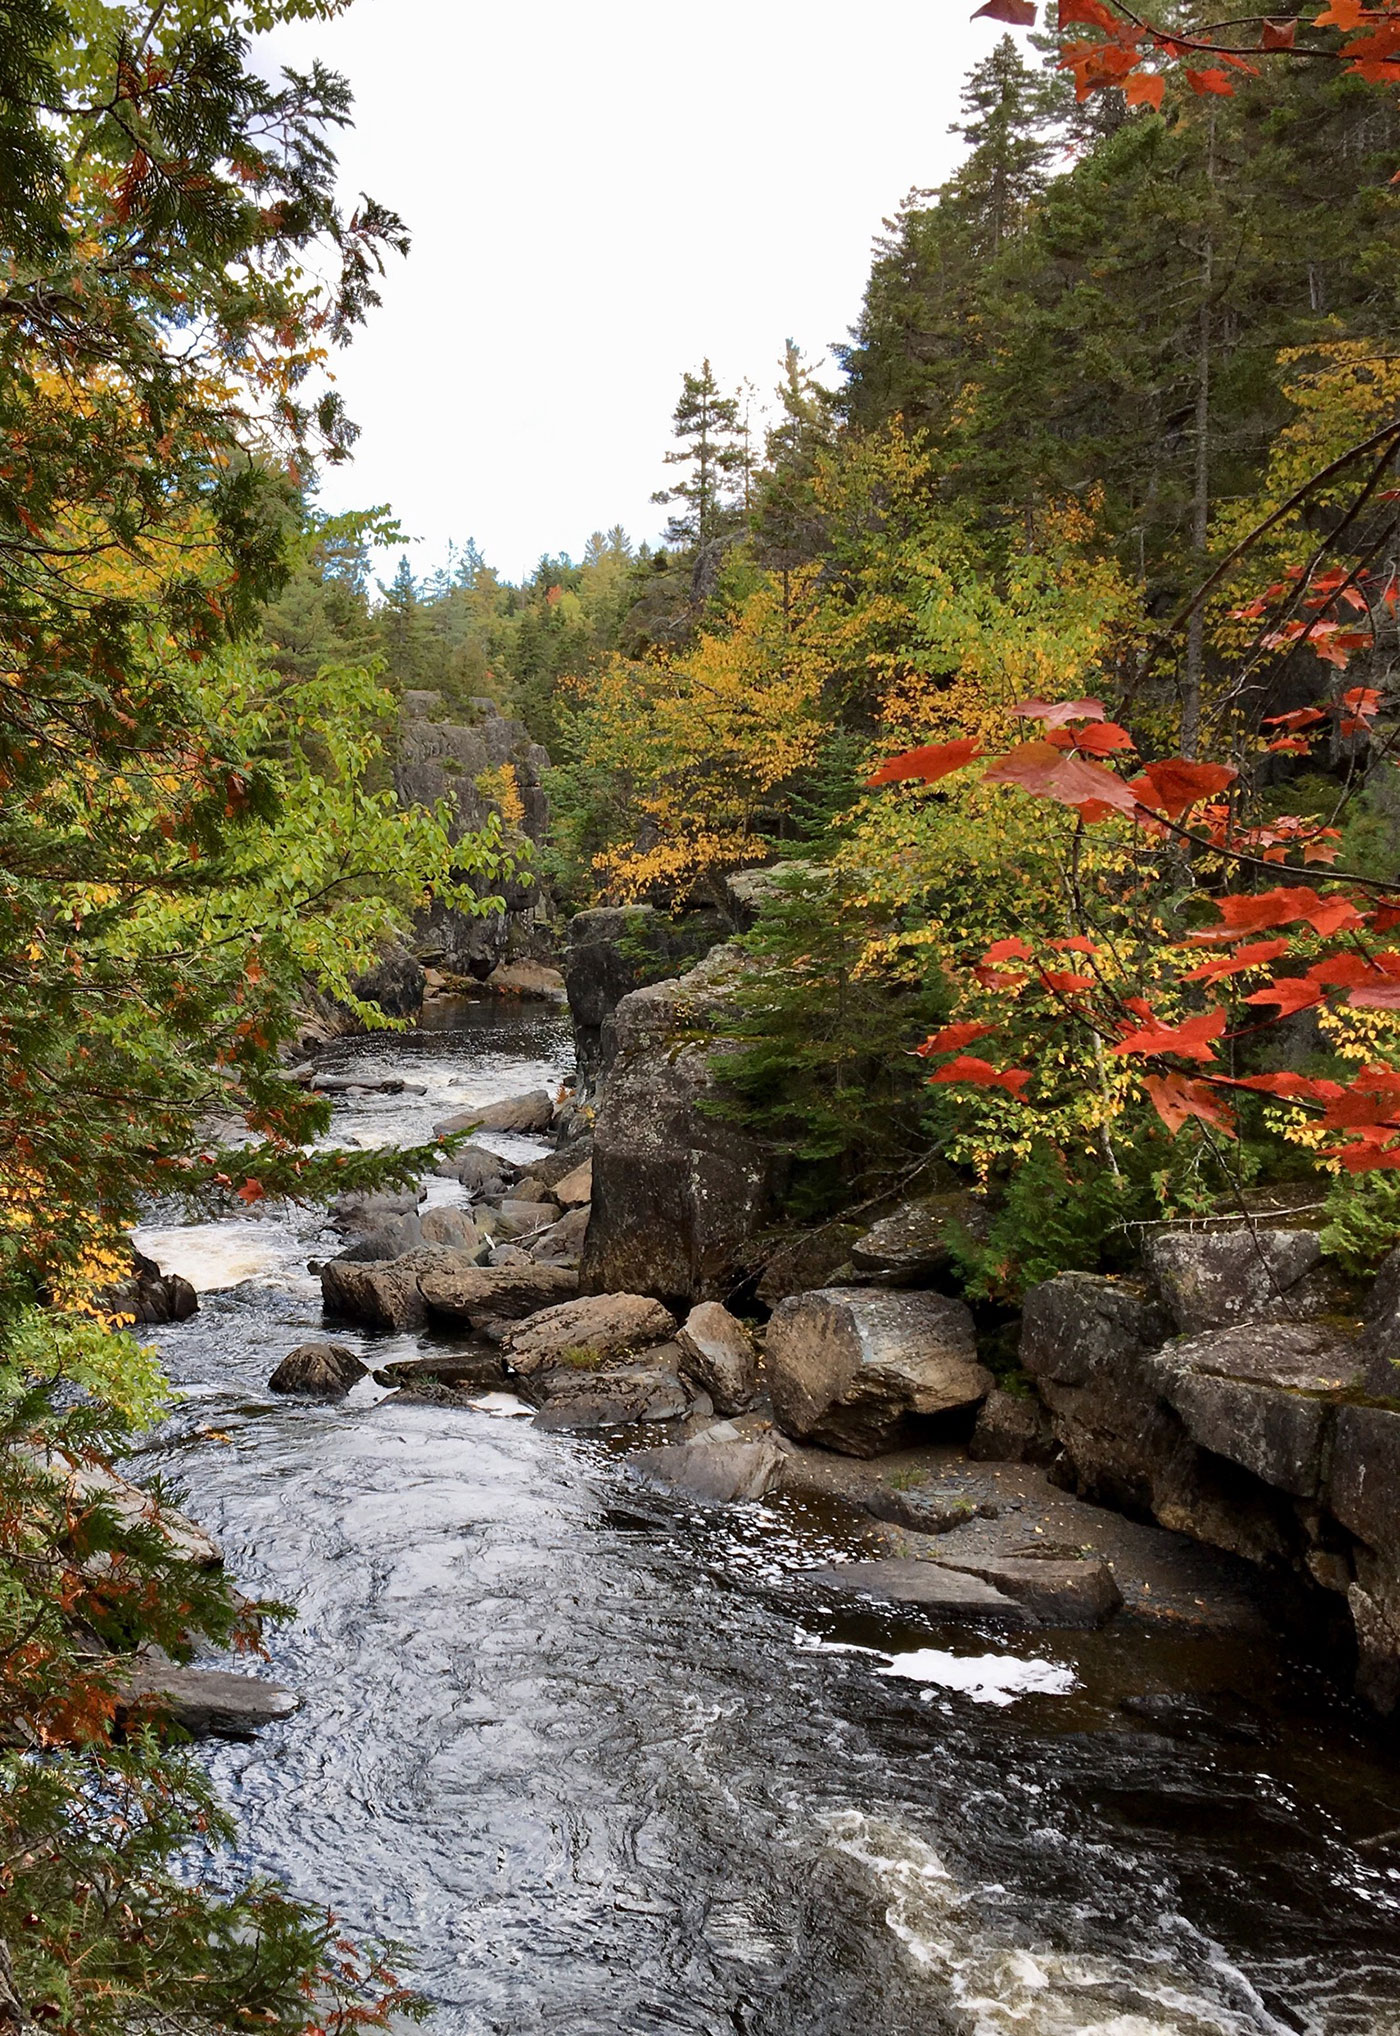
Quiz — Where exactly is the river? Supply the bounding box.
[131,1002,1400,2036]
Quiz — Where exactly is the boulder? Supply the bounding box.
[433,1145,516,1198]
[1329,1402,1400,1563]
[969,1388,1057,1465]
[862,1486,995,1535]
[933,1553,1122,1629]
[267,1343,367,1396]
[474,1089,554,1135]
[37,1453,222,1568]
[417,1262,579,1328]
[319,1247,460,1332]
[579,947,775,1305]
[503,1292,677,1375]
[1144,1226,1326,1334]
[511,1177,558,1203]
[676,1301,758,1415]
[330,1187,420,1236]
[631,1437,786,1504]
[1151,1323,1365,1502]
[494,1198,561,1238]
[563,904,725,1097]
[516,1139,593,1191]
[528,1205,590,1265]
[765,1287,991,1457]
[803,1559,1032,1624]
[849,1191,990,1285]
[110,1249,198,1325]
[350,944,424,1020]
[1361,1245,1400,1398]
[418,1206,482,1251]
[116,1660,300,1739]
[1020,1274,1182,1515]
[337,1213,423,1260]
[754,1226,862,1308]
[371,1352,507,1393]
[552,1159,593,1208]
[530,1361,691,1431]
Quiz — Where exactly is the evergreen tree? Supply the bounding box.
[376,553,430,687]
[651,359,748,563]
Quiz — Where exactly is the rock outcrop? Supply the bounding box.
[765,1287,992,1457]
[502,1293,677,1374]
[580,947,775,1305]
[110,1249,197,1325]
[395,692,551,975]
[1017,1239,1400,1711]
[564,904,725,1097]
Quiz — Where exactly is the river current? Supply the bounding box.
[131,1003,1400,2036]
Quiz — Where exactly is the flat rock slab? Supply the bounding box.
[630,1438,786,1504]
[934,1553,1122,1628]
[118,1664,299,1739]
[803,1558,1032,1624]
[530,1362,689,1430]
[371,1353,507,1392]
[418,1262,578,1326]
[1145,1227,1325,1334]
[504,1292,677,1375]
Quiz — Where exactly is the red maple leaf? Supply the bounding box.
[866,738,984,787]
[1111,1007,1228,1061]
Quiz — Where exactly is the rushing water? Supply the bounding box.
[132,1003,1400,2036]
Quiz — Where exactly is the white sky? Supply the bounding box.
[261,1,1020,584]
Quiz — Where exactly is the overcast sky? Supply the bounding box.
[262,1,1019,584]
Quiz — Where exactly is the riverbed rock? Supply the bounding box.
[330,1187,421,1236]
[969,1388,1057,1465]
[579,947,776,1305]
[417,1261,579,1327]
[473,1089,554,1135]
[630,1436,786,1504]
[1152,1323,1365,1503]
[676,1301,758,1415]
[268,1343,367,1396]
[433,1145,516,1198]
[803,1558,1032,1624]
[933,1553,1122,1628]
[39,1453,223,1568]
[765,1288,991,1457]
[116,1659,300,1739]
[1329,1402,1400,1563]
[528,1205,590,1266]
[109,1249,198,1325]
[493,1198,560,1239]
[552,1158,593,1208]
[1019,1273,1180,1515]
[350,944,424,1021]
[1144,1226,1326,1334]
[319,1247,455,1332]
[503,1292,678,1375]
[371,1352,508,1393]
[419,1206,482,1251]
[563,904,726,1097]
[862,1485,996,1535]
[528,1349,691,1430]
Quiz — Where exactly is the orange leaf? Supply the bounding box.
[236,1179,266,1204]
[981,937,1034,963]
[1058,0,1123,27]
[1181,937,1292,983]
[1187,67,1236,92]
[1130,758,1238,818]
[928,1054,1032,1096]
[1195,885,1366,941]
[1124,70,1165,106]
[1143,1073,1236,1136]
[866,738,984,787]
[917,1022,997,1055]
[1314,0,1364,26]
[1261,15,1297,44]
[1243,976,1326,1016]
[1040,969,1096,993]
[974,0,1037,20]
[983,740,1142,817]
[1112,1007,1228,1061]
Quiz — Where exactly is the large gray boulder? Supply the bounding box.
[1144,1226,1327,1334]
[765,1287,991,1457]
[109,1249,197,1325]
[417,1261,579,1328]
[268,1343,367,1396]
[528,1204,590,1266]
[503,1292,677,1375]
[116,1660,299,1739]
[849,1192,990,1285]
[1152,1323,1364,1502]
[319,1246,459,1332]
[676,1301,758,1415]
[631,1436,787,1504]
[580,948,776,1304]
[528,1354,691,1431]
[564,904,725,1097]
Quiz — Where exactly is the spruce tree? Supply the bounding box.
[652,359,747,553]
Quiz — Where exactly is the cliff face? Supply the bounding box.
[395,691,552,974]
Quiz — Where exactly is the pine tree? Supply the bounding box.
[947,35,1062,256]
[651,359,747,554]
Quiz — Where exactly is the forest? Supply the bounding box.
[7,0,1400,2025]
